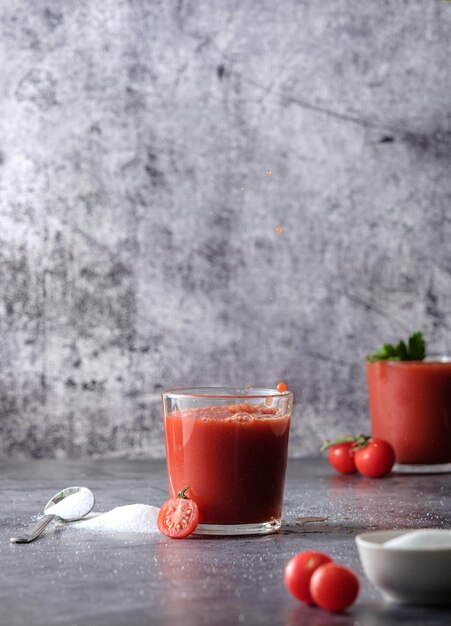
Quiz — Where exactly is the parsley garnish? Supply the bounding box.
[367,331,426,363]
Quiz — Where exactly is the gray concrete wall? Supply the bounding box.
[1,0,450,458]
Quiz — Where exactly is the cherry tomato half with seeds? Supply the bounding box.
[284,551,332,604]
[354,438,395,478]
[158,487,199,539]
[327,442,357,475]
[309,562,359,612]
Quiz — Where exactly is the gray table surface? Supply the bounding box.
[1,457,450,626]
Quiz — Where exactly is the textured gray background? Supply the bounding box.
[1,0,451,459]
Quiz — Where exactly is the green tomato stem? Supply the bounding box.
[320,434,370,453]
[177,486,190,499]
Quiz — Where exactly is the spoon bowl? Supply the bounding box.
[44,486,95,521]
[10,486,95,543]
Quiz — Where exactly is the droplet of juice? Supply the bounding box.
[276,226,283,234]
[265,395,273,406]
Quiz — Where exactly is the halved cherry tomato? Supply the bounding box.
[158,486,199,539]
[327,442,357,475]
[284,551,332,604]
[354,438,395,478]
[309,562,359,612]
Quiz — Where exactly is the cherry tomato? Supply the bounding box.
[284,551,332,604]
[354,438,395,478]
[309,563,359,612]
[158,487,199,539]
[327,442,357,474]
[277,381,287,392]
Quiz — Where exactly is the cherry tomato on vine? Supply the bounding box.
[309,563,360,612]
[284,552,332,604]
[354,438,395,478]
[158,486,199,539]
[327,442,357,475]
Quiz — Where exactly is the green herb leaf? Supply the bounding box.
[408,332,426,360]
[367,331,426,363]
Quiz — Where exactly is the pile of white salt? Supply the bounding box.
[46,489,93,520]
[384,529,451,550]
[73,504,160,535]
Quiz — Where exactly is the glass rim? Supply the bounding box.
[161,386,293,399]
[367,354,451,365]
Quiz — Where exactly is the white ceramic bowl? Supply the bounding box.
[355,529,451,606]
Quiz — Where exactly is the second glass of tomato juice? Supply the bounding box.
[367,356,451,469]
[162,387,293,535]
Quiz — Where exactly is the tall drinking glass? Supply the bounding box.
[367,356,451,471]
[162,387,293,535]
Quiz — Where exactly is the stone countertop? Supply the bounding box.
[1,458,450,626]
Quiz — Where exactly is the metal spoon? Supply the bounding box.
[10,486,95,544]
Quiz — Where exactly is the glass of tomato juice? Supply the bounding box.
[162,387,293,535]
[366,356,451,469]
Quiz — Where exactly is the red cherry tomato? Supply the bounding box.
[284,552,332,604]
[354,438,395,478]
[277,381,287,392]
[158,488,199,539]
[309,563,359,612]
[327,442,357,474]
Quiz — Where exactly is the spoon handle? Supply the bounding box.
[10,514,56,544]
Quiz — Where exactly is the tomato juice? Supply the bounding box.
[366,360,451,465]
[164,402,291,527]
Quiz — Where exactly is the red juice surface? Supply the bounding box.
[164,403,291,525]
[367,360,451,464]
